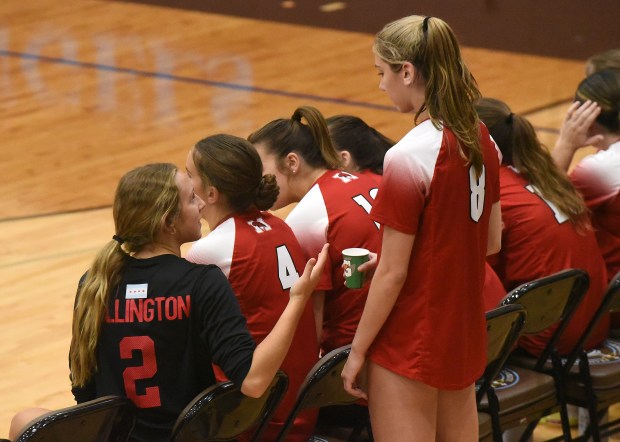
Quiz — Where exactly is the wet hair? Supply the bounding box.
[70,163,181,387]
[326,115,395,175]
[193,134,279,211]
[475,97,590,231]
[373,15,484,177]
[247,105,341,171]
[575,69,620,134]
[586,49,620,76]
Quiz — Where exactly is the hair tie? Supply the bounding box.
[291,112,302,124]
[506,113,514,124]
[422,16,431,35]
[112,234,125,245]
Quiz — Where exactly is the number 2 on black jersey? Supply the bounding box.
[120,336,161,408]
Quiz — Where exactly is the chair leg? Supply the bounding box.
[575,354,601,442]
[519,420,539,442]
[485,389,503,442]
[581,399,601,440]
[558,403,574,442]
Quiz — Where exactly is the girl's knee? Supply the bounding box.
[9,408,50,440]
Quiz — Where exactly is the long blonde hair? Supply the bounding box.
[475,97,590,231]
[69,163,181,387]
[374,15,483,177]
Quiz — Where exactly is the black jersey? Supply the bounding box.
[71,254,255,442]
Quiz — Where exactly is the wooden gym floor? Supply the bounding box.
[0,0,612,439]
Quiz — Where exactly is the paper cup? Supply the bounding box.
[342,248,370,289]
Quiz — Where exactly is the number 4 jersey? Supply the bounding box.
[186,209,319,442]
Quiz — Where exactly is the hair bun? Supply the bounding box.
[255,174,280,211]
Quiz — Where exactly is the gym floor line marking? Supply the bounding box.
[0,49,395,112]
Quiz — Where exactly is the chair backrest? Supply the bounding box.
[476,304,527,405]
[499,268,589,369]
[170,370,288,442]
[275,345,358,442]
[13,396,136,442]
[563,270,620,371]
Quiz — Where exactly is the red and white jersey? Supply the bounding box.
[368,120,500,390]
[285,170,381,353]
[186,209,319,442]
[358,169,383,186]
[494,165,609,356]
[570,141,620,280]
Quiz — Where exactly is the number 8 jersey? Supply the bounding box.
[369,120,501,390]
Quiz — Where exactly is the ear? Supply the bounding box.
[401,62,416,86]
[204,184,220,205]
[339,150,353,169]
[285,152,301,175]
[162,214,177,236]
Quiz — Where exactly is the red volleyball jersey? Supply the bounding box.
[186,209,319,442]
[285,170,381,354]
[570,141,620,281]
[368,120,501,390]
[358,169,383,186]
[493,165,609,356]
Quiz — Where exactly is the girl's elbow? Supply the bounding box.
[240,378,266,398]
[487,237,501,256]
[386,268,408,288]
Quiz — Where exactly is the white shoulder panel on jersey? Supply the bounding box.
[385,120,444,193]
[285,183,329,258]
[185,217,236,278]
[581,141,620,191]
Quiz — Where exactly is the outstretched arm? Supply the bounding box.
[241,244,329,397]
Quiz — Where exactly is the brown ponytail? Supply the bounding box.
[476,97,590,232]
[248,105,342,170]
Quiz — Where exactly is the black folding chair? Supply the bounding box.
[477,304,528,441]
[275,345,369,442]
[478,269,590,441]
[170,370,288,442]
[8,396,136,442]
[556,270,620,441]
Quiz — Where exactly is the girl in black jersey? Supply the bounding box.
[8,163,327,442]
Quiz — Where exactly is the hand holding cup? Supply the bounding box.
[342,248,371,289]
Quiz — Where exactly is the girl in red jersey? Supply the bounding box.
[553,70,620,283]
[326,114,395,185]
[476,97,609,356]
[248,106,382,356]
[341,15,502,441]
[8,163,328,442]
[184,134,319,442]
